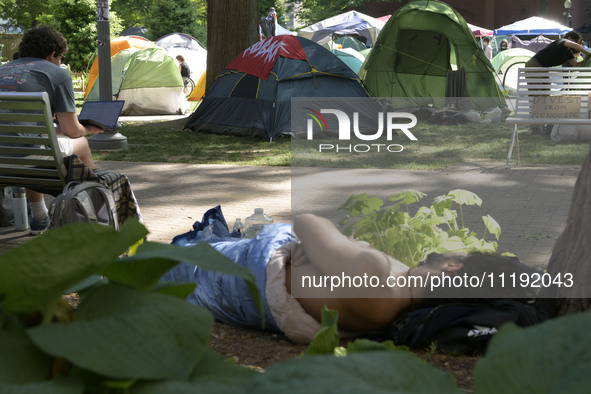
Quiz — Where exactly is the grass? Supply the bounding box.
[92,119,292,166]
[292,122,589,170]
[82,95,589,170]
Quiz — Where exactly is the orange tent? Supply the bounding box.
[84,36,154,99]
[188,71,206,101]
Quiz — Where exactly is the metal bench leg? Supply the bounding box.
[506,124,519,168]
[515,126,520,165]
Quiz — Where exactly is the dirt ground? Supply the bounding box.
[210,321,478,392]
[63,293,477,391]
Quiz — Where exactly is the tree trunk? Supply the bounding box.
[547,144,591,315]
[206,0,259,90]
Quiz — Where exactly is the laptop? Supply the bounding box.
[78,100,125,132]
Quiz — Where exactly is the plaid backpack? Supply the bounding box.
[49,181,119,230]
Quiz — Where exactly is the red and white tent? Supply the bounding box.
[467,23,494,37]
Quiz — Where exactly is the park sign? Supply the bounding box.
[530,95,582,119]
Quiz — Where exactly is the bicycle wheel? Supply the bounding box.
[183,77,195,97]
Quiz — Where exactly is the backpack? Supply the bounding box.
[389,299,553,355]
[49,181,119,230]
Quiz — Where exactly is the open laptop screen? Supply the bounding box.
[78,100,125,132]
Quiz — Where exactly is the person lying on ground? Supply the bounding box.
[0,25,103,234]
[163,213,540,344]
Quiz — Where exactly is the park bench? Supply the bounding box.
[506,66,591,167]
[0,91,67,229]
[0,91,143,231]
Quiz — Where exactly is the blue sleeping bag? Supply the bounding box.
[164,206,294,331]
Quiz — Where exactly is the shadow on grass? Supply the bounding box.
[92,121,589,169]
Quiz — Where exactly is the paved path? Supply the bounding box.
[0,160,580,268]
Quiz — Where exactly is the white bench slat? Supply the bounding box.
[0,92,67,193]
[506,67,591,167]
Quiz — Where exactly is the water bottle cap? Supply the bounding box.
[236,217,241,220]
[254,208,264,214]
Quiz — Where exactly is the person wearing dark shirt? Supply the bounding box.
[176,55,191,78]
[525,31,589,67]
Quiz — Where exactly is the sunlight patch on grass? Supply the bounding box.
[91,120,588,169]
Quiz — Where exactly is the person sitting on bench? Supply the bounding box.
[0,26,104,234]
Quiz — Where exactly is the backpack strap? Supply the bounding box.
[50,181,119,230]
[71,182,119,230]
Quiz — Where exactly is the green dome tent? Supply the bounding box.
[491,48,535,95]
[330,47,365,74]
[86,47,188,115]
[86,48,139,102]
[334,36,367,51]
[359,0,505,110]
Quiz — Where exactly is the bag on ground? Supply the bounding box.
[49,181,119,230]
[389,299,552,355]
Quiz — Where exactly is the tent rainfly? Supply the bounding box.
[297,10,385,47]
[184,35,374,140]
[359,0,505,110]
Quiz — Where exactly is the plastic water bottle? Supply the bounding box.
[233,217,244,237]
[244,208,273,238]
[12,187,29,231]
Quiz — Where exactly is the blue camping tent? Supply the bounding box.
[184,35,374,140]
[494,16,572,36]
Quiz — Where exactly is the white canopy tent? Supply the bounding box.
[298,10,385,47]
[494,16,572,36]
[155,33,207,83]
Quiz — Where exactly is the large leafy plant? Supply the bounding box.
[1,220,590,392]
[304,307,591,393]
[0,220,261,393]
[338,189,502,267]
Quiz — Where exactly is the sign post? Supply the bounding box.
[88,0,128,150]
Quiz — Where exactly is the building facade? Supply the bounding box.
[357,0,590,39]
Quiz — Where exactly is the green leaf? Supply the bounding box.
[432,194,454,215]
[346,338,400,353]
[440,208,458,224]
[474,312,591,394]
[337,193,369,216]
[0,326,52,384]
[100,255,179,291]
[130,241,254,280]
[0,378,84,394]
[27,284,213,381]
[436,237,469,253]
[333,346,348,357]
[305,307,341,355]
[0,220,147,320]
[337,193,383,217]
[449,228,470,238]
[389,189,426,205]
[246,352,461,393]
[482,214,502,240]
[448,189,483,206]
[153,281,197,299]
[131,349,257,394]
